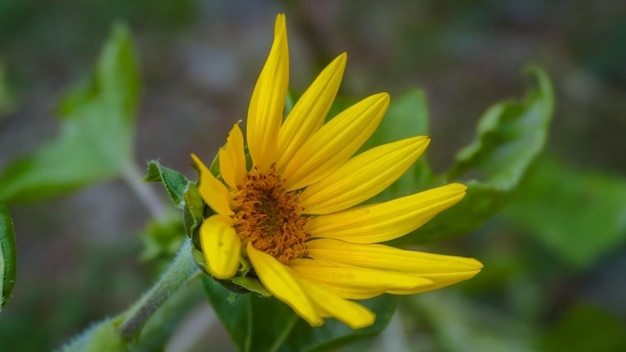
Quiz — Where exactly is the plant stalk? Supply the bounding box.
[119,238,200,340]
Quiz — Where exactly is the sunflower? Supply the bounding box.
[191,14,482,328]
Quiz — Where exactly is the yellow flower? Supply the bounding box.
[192,14,482,329]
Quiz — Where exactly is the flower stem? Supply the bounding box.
[119,238,200,340]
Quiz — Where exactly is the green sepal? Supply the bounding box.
[230,276,272,297]
[0,202,17,312]
[142,160,205,241]
[183,183,205,240]
[144,160,190,208]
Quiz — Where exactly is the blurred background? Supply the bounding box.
[1,0,625,350]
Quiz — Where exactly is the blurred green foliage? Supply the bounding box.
[0,25,139,202]
[505,157,626,269]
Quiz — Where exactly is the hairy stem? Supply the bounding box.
[119,238,200,340]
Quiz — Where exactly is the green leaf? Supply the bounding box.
[0,202,17,311]
[145,160,190,209]
[202,276,396,352]
[0,24,139,203]
[503,157,626,268]
[399,66,554,243]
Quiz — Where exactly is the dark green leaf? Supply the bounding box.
[399,66,554,243]
[0,24,139,203]
[0,202,17,311]
[503,157,626,268]
[202,276,396,352]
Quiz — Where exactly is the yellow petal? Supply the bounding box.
[191,153,233,216]
[300,136,430,214]
[386,270,482,295]
[294,275,375,329]
[307,183,466,243]
[289,258,433,292]
[276,53,347,171]
[219,122,246,189]
[247,14,289,172]
[282,93,390,191]
[307,239,483,274]
[310,284,385,300]
[308,239,482,294]
[200,215,241,279]
[247,243,323,326]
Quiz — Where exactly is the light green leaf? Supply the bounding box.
[399,66,554,243]
[503,157,626,268]
[0,24,139,203]
[0,202,16,311]
[202,276,396,352]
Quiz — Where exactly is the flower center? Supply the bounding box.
[232,165,309,264]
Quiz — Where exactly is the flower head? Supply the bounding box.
[192,14,482,328]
